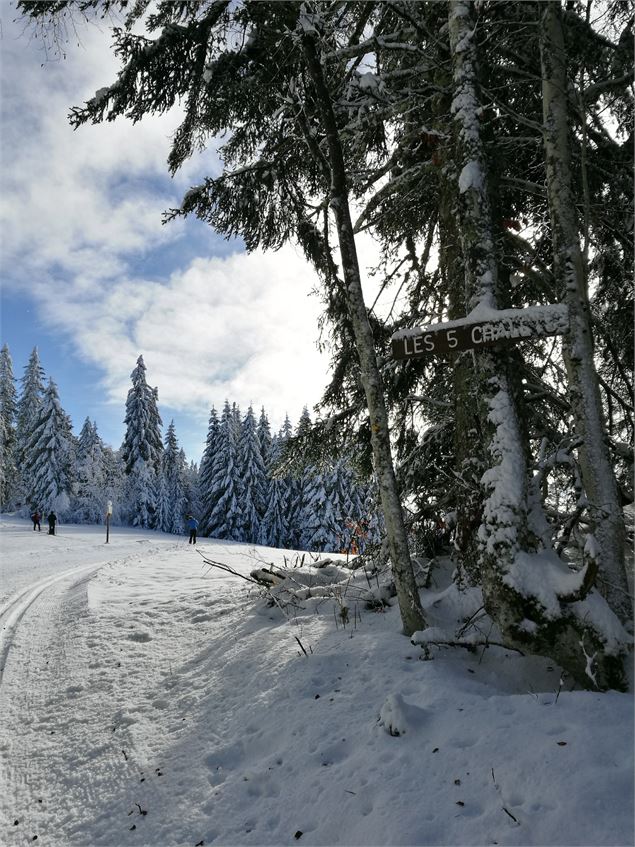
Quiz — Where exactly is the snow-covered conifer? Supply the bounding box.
[157,421,187,534]
[102,446,125,524]
[182,455,201,520]
[238,405,267,542]
[0,344,18,509]
[260,435,290,547]
[15,347,46,505]
[72,418,108,523]
[77,417,97,455]
[23,379,75,516]
[121,355,163,528]
[257,406,272,521]
[198,407,220,534]
[286,407,313,548]
[231,403,242,439]
[201,400,243,540]
[327,459,354,552]
[16,347,45,443]
[279,414,293,442]
[257,406,272,467]
[300,470,340,552]
[540,1,631,622]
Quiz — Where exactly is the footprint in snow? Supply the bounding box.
[66,685,84,697]
[127,630,152,642]
[191,613,214,624]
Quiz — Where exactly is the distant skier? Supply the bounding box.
[187,515,198,545]
[47,511,57,536]
[31,510,41,531]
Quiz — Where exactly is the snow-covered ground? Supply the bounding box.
[0,515,632,847]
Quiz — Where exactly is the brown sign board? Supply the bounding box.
[391,305,569,360]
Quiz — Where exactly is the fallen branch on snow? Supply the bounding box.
[197,551,264,586]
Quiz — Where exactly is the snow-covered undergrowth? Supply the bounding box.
[0,515,632,846]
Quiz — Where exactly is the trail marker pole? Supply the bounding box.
[106,500,113,544]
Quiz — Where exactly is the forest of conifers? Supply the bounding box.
[0,346,378,554]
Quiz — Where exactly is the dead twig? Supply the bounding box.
[294,635,309,656]
[412,637,524,655]
[197,552,262,586]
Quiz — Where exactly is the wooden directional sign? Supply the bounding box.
[391,304,569,361]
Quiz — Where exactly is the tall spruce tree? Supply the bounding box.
[300,470,339,552]
[16,346,46,505]
[199,406,220,536]
[183,456,201,521]
[286,407,314,549]
[157,420,187,534]
[260,434,290,548]
[102,445,125,523]
[121,355,163,528]
[260,416,295,547]
[203,400,243,540]
[257,406,272,465]
[0,344,18,509]
[238,404,267,542]
[540,0,631,623]
[23,379,75,515]
[256,405,272,523]
[329,458,365,552]
[72,418,108,523]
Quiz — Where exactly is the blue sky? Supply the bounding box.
[0,6,333,461]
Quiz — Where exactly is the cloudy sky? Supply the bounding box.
[0,7,339,461]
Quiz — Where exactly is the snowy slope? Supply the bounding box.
[0,515,632,847]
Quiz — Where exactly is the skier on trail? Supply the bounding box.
[31,510,41,531]
[47,511,57,535]
[187,515,198,545]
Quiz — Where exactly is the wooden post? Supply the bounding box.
[106,500,112,544]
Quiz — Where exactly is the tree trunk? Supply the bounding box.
[302,33,426,637]
[448,0,536,579]
[540,2,631,624]
[438,133,484,585]
[447,0,629,690]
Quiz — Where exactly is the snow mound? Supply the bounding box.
[378,693,426,737]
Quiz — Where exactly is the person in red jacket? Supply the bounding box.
[31,510,41,531]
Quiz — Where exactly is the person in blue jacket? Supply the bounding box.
[187,515,198,545]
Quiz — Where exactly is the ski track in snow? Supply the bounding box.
[0,516,633,847]
[0,563,102,680]
[1,560,143,841]
[0,526,216,846]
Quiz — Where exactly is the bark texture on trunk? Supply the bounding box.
[302,33,426,637]
[540,2,631,624]
[439,152,484,584]
[430,34,485,584]
[448,0,535,576]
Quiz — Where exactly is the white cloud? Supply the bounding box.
[1,12,211,286]
[33,247,329,430]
